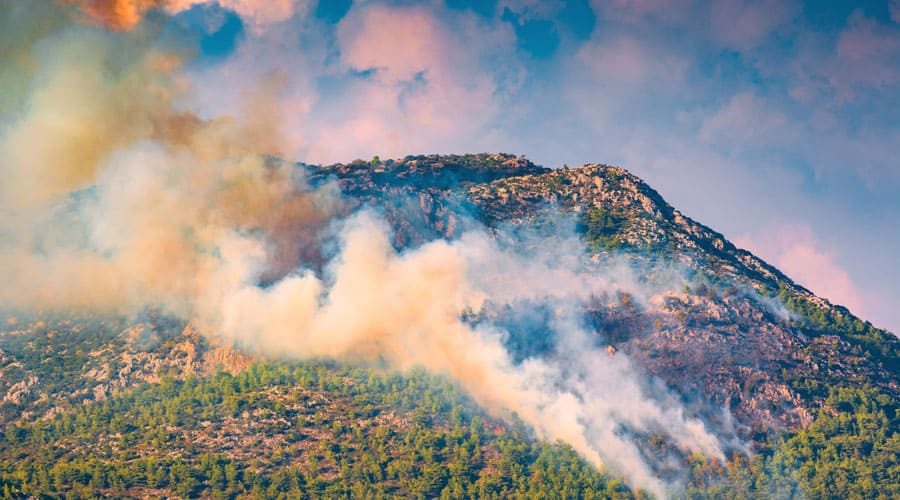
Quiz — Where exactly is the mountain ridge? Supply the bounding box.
[4,152,895,432]
[313,152,872,321]
[1,152,897,498]
[304,153,897,430]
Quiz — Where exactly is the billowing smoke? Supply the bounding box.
[1,3,727,496]
[209,213,727,495]
[0,2,338,313]
[64,0,301,32]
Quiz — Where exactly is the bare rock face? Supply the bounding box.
[3,376,37,405]
[304,153,546,248]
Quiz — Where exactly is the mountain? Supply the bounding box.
[1,153,897,498]
[304,153,897,429]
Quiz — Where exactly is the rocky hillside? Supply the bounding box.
[6,153,893,434]
[306,153,898,434]
[1,153,897,498]
[0,315,252,427]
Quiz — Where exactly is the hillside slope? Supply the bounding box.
[305,153,898,433]
[1,153,897,498]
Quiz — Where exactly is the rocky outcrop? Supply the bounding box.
[0,317,260,426]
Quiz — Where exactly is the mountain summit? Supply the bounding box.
[1,154,896,498]
[305,153,897,430]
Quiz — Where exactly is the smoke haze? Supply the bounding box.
[0,2,732,496]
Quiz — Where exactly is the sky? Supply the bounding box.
[9,0,900,333]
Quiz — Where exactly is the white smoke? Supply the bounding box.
[0,4,728,497]
[198,211,725,496]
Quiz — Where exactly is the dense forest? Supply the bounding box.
[0,362,633,499]
[1,360,895,498]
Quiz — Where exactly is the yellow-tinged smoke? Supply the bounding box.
[64,0,168,30]
[0,2,338,312]
[1,3,727,496]
[210,214,725,495]
[63,0,300,32]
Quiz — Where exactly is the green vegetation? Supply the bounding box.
[684,386,898,499]
[1,313,896,498]
[581,207,627,251]
[0,362,634,499]
[0,355,896,498]
[0,354,900,499]
[775,283,898,361]
[0,314,194,426]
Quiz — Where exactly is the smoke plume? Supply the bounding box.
[1,3,727,496]
[64,0,302,32]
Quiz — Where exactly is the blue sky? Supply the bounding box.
[157,0,900,332]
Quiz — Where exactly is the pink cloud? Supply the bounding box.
[697,92,788,145]
[592,0,698,25]
[709,0,800,50]
[563,35,688,131]
[168,0,307,34]
[831,12,900,93]
[338,6,450,84]
[595,0,798,50]
[300,4,519,163]
[735,225,864,316]
[184,2,521,164]
[575,36,687,86]
[499,0,562,20]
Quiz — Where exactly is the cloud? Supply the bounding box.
[592,0,698,26]
[576,36,687,86]
[831,11,900,93]
[593,0,799,51]
[499,0,563,20]
[698,92,789,146]
[298,3,520,162]
[66,0,307,32]
[735,225,864,316]
[338,5,451,84]
[181,0,524,164]
[709,0,800,50]
[559,32,689,135]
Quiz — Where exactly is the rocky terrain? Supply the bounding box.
[3,153,896,433]
[305,153,898,434]
[1,153,897,498]
[0,315,252,427]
